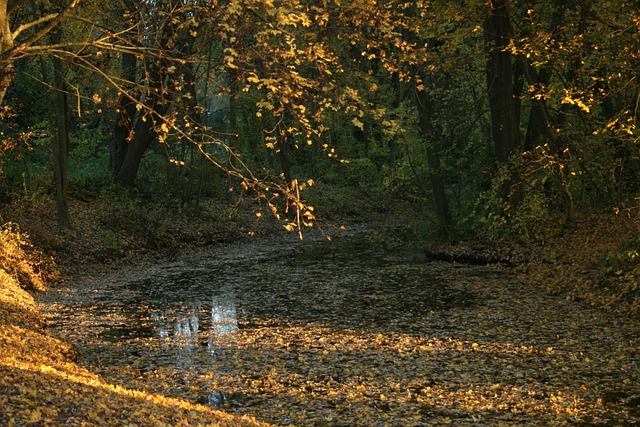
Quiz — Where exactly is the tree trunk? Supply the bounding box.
[41,28,70,228]
[483,0,520,164]
[115,64,168,187]
[523,1,566,151]
[0,1,15,106]
[115,106,163,186]
[415,87,451,240]
[53,53,71,228]
[110,51,138,177]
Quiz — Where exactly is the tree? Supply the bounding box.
[483,0,521,165]
[0,0,81,106]
[44,27,71,228]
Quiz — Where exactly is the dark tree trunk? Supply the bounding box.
[110,51,137,177]
[483,0,520,164]
[414,88,451,240]
[115,62,169,187]
[523,66,554,151]
[42,29,70,228]
[53,58,70,227]
[112,0,176,187]
[523,1,566,151]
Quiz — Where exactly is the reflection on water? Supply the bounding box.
[66,230,477,369]
[209,294,238,353]
[148,292,239,364]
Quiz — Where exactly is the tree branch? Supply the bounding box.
[11,13,57,40]
[0,0,81,63]
[11,13,58,40]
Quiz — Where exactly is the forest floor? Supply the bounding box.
[513,212,640,319]
[1,196,639,426]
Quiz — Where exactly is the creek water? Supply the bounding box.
[45,227,474,367]
[40,227,640,426]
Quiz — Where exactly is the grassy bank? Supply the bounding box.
[513,212,640,319]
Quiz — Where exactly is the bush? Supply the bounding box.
[600,238,640,275]
[469,158,559,244]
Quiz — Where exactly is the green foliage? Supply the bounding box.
[600,238,640,276]
[98,229,123,256]
[381,160,427,208]
[469,158,558,244]
[68,128,111,199]
[97,187,188,251]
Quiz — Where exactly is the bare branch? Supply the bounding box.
[1,0,81,63]
[11,13,57,41]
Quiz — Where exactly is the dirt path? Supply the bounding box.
[40,234,640,427]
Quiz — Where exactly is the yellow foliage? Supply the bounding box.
[0,222,47,292]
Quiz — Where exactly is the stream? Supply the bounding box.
[40,227,640,426]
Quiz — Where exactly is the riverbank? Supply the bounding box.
[514,212,640,318]
[426,212,640,319]
[0,199,274,426]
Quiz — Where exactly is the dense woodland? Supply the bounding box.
[1,2,640,425]
[0,0,637,240]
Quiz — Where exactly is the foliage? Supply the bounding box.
[0,0,637,240]
[470,156,558,244]
[601,238,640,276]
[0,221,48,292]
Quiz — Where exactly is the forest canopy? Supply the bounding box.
[0,0,639,241]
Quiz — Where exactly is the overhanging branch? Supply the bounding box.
[0,0,81,63]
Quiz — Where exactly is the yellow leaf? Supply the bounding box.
[28,408,42,423]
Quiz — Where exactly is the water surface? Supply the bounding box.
[41,228,639,426]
